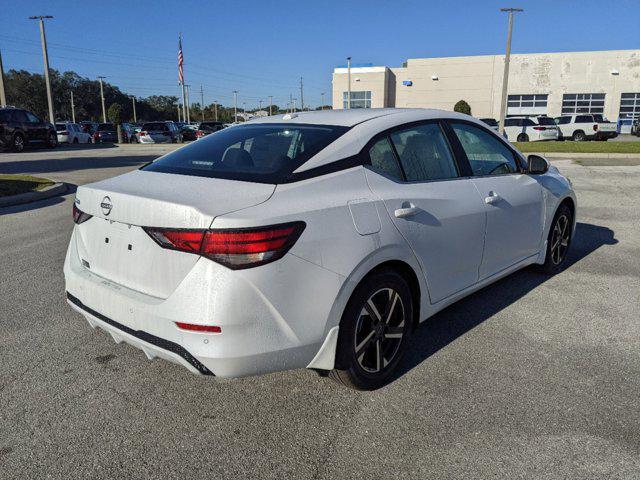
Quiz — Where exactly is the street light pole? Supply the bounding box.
[347,56,352,110]
[299,77,304,111]
[233,90,238,123]
[29,15,55,123]
[0,49,7,107]
[97,76,107,123]
[70,90,75,123]
[130,96,137,123]
[200,85,205,121]
[214,100,218,121]
[268,96,273,116]
[259,99,263,112]
[321,92,325,110]
[184,84,191,123]
[498,8,523,135]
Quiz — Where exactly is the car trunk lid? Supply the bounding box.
[73,170,275,298]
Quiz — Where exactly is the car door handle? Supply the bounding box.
[484,191,501,205]
[394,205,421,218]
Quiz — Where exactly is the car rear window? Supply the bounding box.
[536,117,556,125]
[143,123,349,183]
[56,123,67,131]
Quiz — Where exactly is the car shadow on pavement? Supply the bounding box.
[0,155,157,175]
[394,222,618,382]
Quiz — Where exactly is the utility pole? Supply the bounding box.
[346,56,352,110]
[299,77,304,111]
[70,91,75,123]
[289,93,293,114]
[292,98,297,113]
[498,8,523,135]
[130,96,137,123]
[233,90,238,123]
[268,95,273,116]
[29,15,55,123]
[321,92,325,110]
[200,85,205,121]
[259,99,263,112]
[177,104,181,122]
[0,50,7,106]
[214,100,218,121]
[97,76,107,123]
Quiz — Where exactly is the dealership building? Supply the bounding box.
[332,49,640,125]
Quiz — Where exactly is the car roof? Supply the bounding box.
[247,108,470,127]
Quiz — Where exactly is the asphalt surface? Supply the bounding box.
[1,145,639,479]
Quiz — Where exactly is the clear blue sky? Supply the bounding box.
[1,0,638,109]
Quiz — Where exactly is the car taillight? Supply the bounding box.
[593,124,598,131]
[175,322,221,334]
[196,130,204,137]
[143,222,306,269]
[140,131,147,136]
[533,126,547,131]
[72,203,92,224]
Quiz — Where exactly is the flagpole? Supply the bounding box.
[179,33,187,122]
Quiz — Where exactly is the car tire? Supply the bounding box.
[330,268,413,390]
[12,133,25,152]
[572,130,586,142]
[46,131,58,148]
[537,203,573,275]
[517,133,529,142]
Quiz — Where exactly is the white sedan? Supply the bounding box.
[64,109,576,390]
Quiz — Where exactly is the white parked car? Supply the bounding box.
[64,109,576,390]
[502,116,559,142]
[56,122,92,144]
[554,114,618,141]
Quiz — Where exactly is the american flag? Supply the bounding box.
[178,36,184,85]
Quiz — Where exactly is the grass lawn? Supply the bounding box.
[513,141,640,154]
[0,174,55,197]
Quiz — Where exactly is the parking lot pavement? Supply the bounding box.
[1,148,639,479]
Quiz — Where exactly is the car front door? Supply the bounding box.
[364,121,487,304]
[447,121,544,279]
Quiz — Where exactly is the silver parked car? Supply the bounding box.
[139,121,182,143]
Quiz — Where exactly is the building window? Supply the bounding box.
[619,93,640,119]
[343,91,371,109]
[561,93,605,115]
[507,94,548,115]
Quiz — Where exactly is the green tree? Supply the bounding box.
[454,100,472,115]
[107,103,123,143]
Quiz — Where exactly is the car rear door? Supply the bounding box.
[364,120,487,304]
[447,121,544,279]
[25,111,47,142]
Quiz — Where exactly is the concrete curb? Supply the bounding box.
[528,152,640,159]
[0,182,68,208]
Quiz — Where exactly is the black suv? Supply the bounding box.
[0,107,58,152]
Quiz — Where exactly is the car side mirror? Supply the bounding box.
[527,154,550,174]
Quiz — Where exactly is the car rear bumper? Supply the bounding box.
[63,228,343,378]
[594,131,618,140]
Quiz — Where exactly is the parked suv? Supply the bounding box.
[554,114,618,141]
[0,106,58,152]
[502,116,559,142]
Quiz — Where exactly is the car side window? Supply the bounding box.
[25,111,40,123]
[368,137,403,180]
[13,110,29,122]
[450,122,519,176]
[389,123,458,182]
